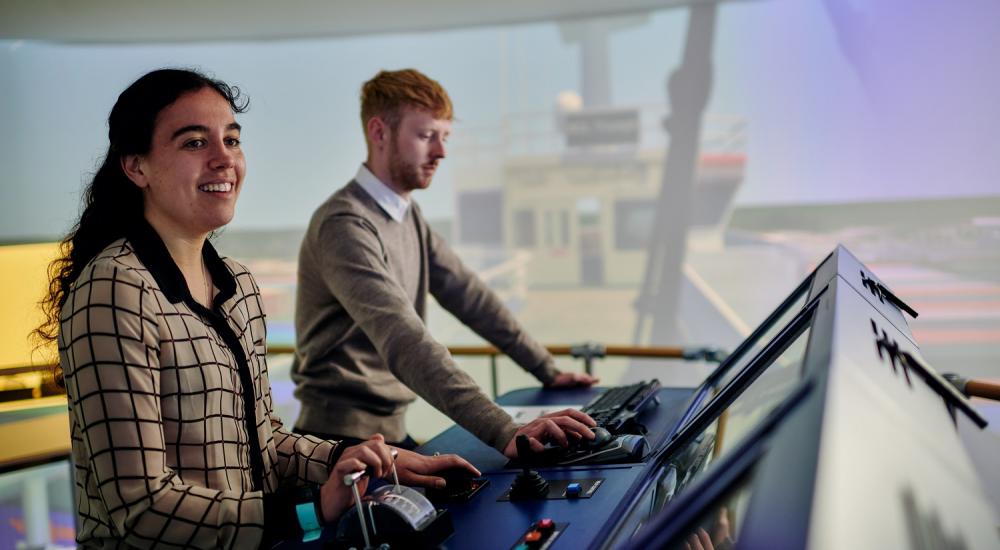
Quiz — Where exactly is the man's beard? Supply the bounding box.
[388,141,432,192]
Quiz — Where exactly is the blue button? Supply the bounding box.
[566,482,582,497]
[514,544,530,550]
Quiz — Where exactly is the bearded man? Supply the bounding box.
[291,69,599,458]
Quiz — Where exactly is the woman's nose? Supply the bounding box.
[209,140,236,169]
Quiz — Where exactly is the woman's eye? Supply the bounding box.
[183,139,206,149]
[225,137,241,147]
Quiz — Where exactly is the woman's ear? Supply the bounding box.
[120,154,149,188]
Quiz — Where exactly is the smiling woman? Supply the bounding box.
[36,69,250,346]
[119,86,246,306]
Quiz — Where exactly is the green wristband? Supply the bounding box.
[295,486,323,542]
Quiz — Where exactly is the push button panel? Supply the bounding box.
[510,519,567,550]
[498,478,604,501]
[437,454,645,548]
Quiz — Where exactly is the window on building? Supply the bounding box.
[513,209,537,248]
[543,209,570,248]
[457,189,504,246]
[614,199,656,250]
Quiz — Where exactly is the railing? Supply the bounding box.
[448,105,747,162]
[0,342,727,476]
[267,343,726,399]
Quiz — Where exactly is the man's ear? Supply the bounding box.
[366,116,389,150]
[120,154,149,189]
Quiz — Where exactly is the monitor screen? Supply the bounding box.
[668,322,809,490]
[684,274,813,426]
[602,309,813,548]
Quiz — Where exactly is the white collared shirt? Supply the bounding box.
[354,164,411,223]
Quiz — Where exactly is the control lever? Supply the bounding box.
[342,449,400,548]
[343,469,373,548]
[508,435,550,499]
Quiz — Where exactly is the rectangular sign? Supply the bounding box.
[564,109,640,147]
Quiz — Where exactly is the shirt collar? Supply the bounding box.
[125,218,236,308]
[354,163,411,223]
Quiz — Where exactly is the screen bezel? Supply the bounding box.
[670,271,817,437]
[651,286,823,467]
[594,292,824,550]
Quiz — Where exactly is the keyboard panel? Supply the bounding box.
[582,379,662,433]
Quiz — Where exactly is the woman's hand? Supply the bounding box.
[392,449,480,489]
[319,434,395,523]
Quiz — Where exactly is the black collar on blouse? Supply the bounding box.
[126,220,267,490]
[126,219,237,308]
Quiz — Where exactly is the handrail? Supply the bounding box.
[268,343,711,358]
[3,343,724,401]
[267,342,727,399]
[447,345,687,357]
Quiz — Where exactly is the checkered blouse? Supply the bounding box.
[59,222,339,548]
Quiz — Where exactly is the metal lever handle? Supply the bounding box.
[341,447,401,549]
[390,448,400,490]
[343,471,371,549]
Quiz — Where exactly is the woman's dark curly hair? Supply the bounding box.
[34,69,248,378]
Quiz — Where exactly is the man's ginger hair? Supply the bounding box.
[360,69,454,135]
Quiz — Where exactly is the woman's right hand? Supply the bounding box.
[318,434,395,523]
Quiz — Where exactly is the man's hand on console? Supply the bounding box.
[502,408,597,458]
[393,448,480,488]
[546,371,600,388]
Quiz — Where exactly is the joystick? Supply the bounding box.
[508,435,550,500]
[584,427,613,449]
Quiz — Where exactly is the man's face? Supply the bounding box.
[387,108,451,193]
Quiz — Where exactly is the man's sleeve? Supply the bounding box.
[313,214,519,450]
[425,224,560,385]
[60,262,265,549]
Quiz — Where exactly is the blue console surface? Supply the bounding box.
[437,465,644,550]
[414,386,695,549]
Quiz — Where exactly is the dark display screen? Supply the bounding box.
[603,309,813,549]
[678,274,813,434]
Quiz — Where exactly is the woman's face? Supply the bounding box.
[124,87,245,240]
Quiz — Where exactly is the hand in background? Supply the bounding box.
[546,371,600,388]
[683,506,734,550]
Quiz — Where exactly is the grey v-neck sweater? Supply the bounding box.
[292,181,558,450]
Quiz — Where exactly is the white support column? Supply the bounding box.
[22,474,50,549]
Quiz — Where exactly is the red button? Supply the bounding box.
[537,519,555,531]
[524,531,543,543]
